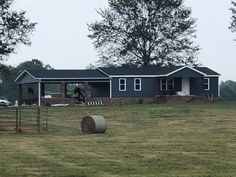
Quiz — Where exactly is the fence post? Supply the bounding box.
[19,107,22,133]
[37,107,40,132]
[46,107,48,130]
[15,107,18,133]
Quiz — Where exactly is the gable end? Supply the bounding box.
[168,66,206,78]
[15,70,38,84]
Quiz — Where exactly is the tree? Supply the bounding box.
[0,0,36,61]
[220,80,236,101]
[230,1,236,33]
[16,59,53,73]
[0,63,11,74]
[0,59,52,101]
[88,0,199,67]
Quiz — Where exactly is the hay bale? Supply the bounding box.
[81,115,107,133]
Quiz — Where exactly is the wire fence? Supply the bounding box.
[0,106,48,133]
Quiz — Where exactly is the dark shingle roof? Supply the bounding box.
[99,66,183,76]
[99,66,220,76]
[194,67,220,76]
[16,66,220,83]
[27,69,109,79]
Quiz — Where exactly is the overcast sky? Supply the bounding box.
[4,0,236,81]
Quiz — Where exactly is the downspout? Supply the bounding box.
[110,78,112,98]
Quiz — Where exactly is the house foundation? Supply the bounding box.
[39,95,218,106]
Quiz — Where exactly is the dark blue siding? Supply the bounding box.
[112,77,159,98]
[170,68,203,78]
[89,82,110,97]
[190,78,204,95]
[205,77,219,97]
[190,77,219,96]
[174,78,182,91]
[111,76,219,98]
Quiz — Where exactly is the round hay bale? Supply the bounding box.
[81,115,107,133]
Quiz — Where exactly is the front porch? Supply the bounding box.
[159,77,211,97]
[17,81,215,106]
[18,81,111,106]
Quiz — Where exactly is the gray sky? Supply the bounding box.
[4,0,236,81]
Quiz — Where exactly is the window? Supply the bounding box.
[161,78,174,91]
[44,83,61,97]
[65,83,84,98]
[134,78,141,91]
[160,78,167,90]
[168,79,174,90]
[119,78,126,91]
[204,78,210,90]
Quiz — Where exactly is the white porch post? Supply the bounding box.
[38,80,41,106]
[218,77,221,97]
[110,79,112,98]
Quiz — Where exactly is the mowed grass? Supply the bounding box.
[0,102,236,177]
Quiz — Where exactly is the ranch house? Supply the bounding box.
[15,66,220,106]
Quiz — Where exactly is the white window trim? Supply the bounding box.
[204,78,210,90]
[119,78,126,91]
[160,78,167,91]
[134,78,141,91]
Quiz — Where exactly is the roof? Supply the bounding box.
[194,67,220,76]
[15,66,220,83]
[27,69,109,79]
[15,69,109,82]
[98,66,182,76]
[99,66,220,76]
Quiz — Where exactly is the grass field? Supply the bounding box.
[0,102,236,177]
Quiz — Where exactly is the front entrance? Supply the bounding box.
[182,78,190,95]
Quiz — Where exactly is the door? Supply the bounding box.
[182,78,190,95]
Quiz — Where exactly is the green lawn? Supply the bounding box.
[0,102,236,177]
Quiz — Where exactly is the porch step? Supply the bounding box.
[87,100,103,106]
